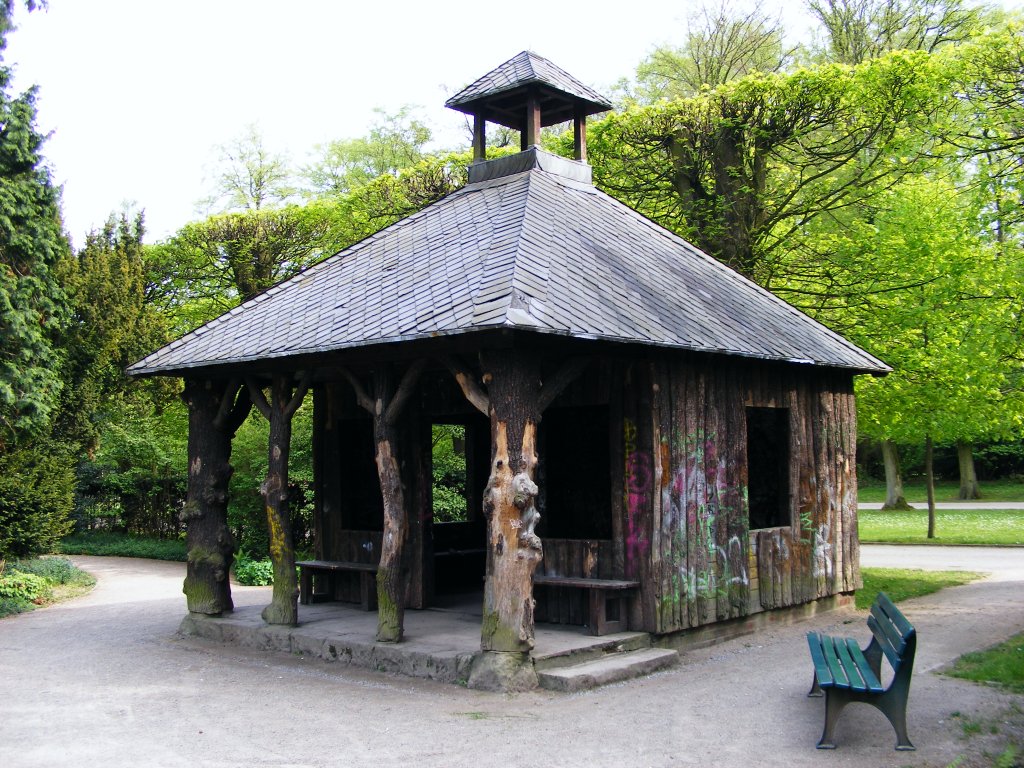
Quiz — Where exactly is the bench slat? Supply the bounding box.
[807,632,834,687]
[845,638,884,693]
[870,601,908,653]
[877,592,915,639]
[297,560,377,573]
[532,576,639,590]
[867,614,904,669]
[821,634,851,688]
[834,635,868,691]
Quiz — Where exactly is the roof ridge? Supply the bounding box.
[468,174,530,327]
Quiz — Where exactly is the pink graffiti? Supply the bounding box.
[623,418,651,577]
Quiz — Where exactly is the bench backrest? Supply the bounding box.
[866,591,916,672]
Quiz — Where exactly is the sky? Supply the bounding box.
[4,1,1018,247]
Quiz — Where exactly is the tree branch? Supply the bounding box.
[444,356,489,415]
[384,360,426,425]
[283,371,312,420]
[212,378,241,431]
[538,358,590,413]
[337,367,375,414]
[245,378,273,421]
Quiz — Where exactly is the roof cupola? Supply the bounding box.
[444,51,612,163]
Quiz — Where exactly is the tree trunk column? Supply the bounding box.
[374,394,408,643]
[248,374,309,627]
[181,379,247,615]
[479,352,543,654]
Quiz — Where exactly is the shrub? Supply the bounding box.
[0,444,75,559]
[9,556,76,584]
[58,532,187,561]
[0,570,49,602]
[234,553,275,586]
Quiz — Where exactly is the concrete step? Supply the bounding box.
[537,647,679,692]
[533,631,652,671]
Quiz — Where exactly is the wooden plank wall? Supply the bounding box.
[617,357,860,634]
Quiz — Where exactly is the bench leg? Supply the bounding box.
[876,691,915,751]
[300,568,312,606]
[808,671,823,697]
[817,690,849,749]
[359,572,377,611]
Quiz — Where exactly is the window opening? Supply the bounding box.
[746,407,790,530]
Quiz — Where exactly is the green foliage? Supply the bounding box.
[233,551,275,586]
[10,555,76,584]
[74,403,187,536]
[0,556,95,618]
[946,631,1024,693]
[302,106,433,197]
[0,17,70,447]
[202,124,294,213]
[628,3,791,101]
[0,443,74,558]
[58,532,187,561]
[431,424,467,523]
[857,567,982,609]
[0,569,46,601]
[859,508,1024,545]
[807,0,987,65]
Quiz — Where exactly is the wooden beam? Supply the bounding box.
[538,358,590,413]
[444,356,490,415]
[524,92,541,148]
[574,109,587,162]
[473,112,486,162]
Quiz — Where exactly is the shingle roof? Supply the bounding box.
[129,148,889,377]
[445,51,612,116]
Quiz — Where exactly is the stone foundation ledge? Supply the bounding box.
[179,612,477,685]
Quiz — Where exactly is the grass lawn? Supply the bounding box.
[858,508,1024,545]
[857,567,983,609]
[946,631,1024,694]
[858,477,1024,504]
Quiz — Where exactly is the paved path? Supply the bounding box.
[1,551,1022,768]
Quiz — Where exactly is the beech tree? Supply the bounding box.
[629,1,793,101]
[807,0,986,64]
[589,49,954,282]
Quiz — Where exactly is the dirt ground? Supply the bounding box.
[0,547,1021,768]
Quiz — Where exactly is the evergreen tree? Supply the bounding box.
[0,0,75,556]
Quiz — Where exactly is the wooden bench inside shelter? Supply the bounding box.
[806,591,917,750]
[532,574,639,635]
[297,560,378,611]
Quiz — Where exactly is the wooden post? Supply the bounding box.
[180,379,250,615]
[339,361,425,642]
[473,112,486,162]
[523,92,541,149]
[574,109,587,162]
[247,374,310,626]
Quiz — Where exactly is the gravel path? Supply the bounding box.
[1,549,1021,768]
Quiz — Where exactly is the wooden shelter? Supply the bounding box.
[129,51,889,690]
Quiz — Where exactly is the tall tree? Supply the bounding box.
[301,107,432,197]
[807,0,986,64]
[630,0,793,101]
[589,48,955,281]
[0,0,75,558]
[201,124,294,213]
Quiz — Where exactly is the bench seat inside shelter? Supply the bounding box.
[297,560,378,611]
[532,575,639,635]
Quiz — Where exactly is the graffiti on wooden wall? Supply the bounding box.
[623,418,651,576]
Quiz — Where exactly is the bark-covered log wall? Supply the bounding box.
[616,356,860,635]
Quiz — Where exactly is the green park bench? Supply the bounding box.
[806,591,917,750]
